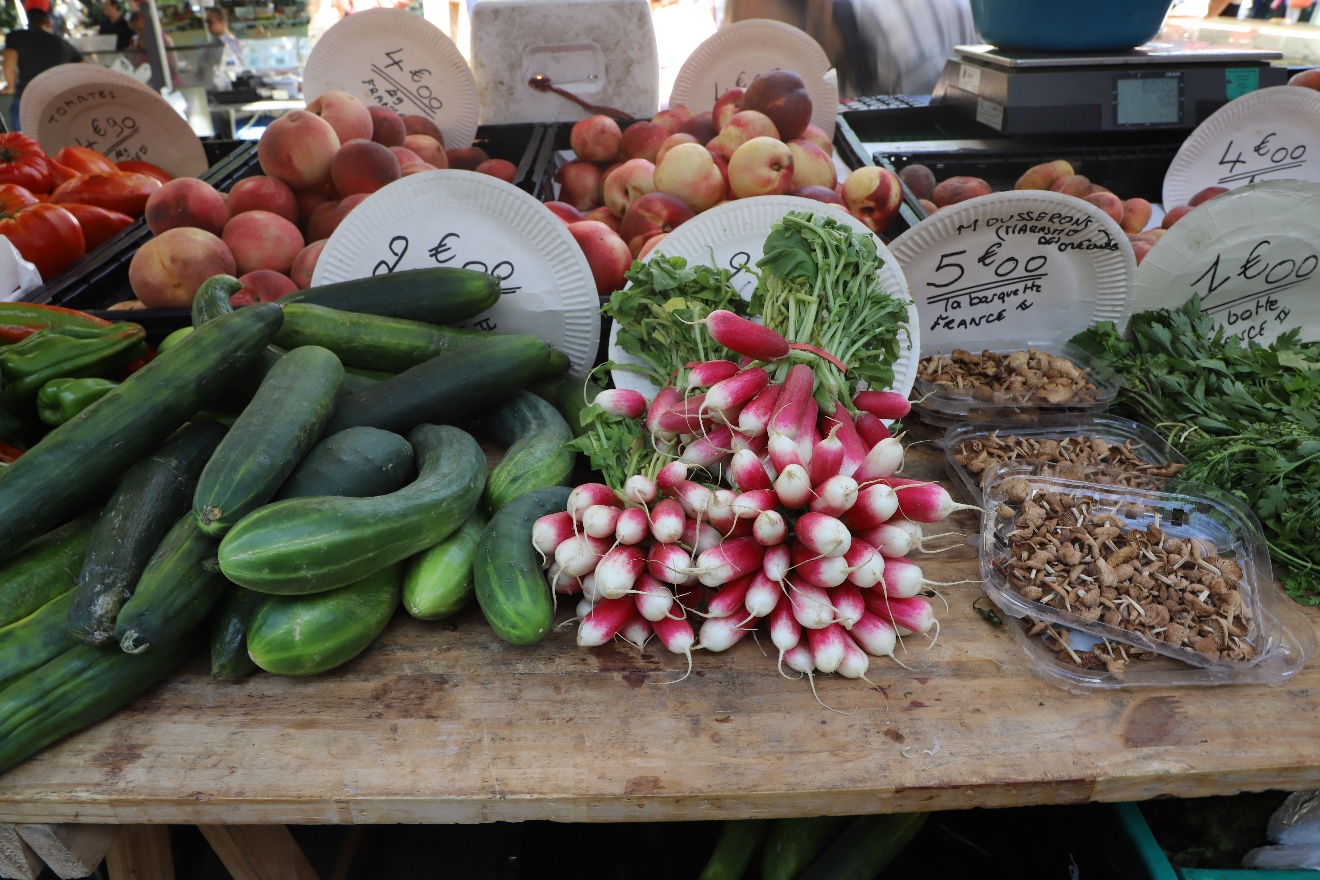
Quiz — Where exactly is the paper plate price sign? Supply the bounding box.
[889,191,1136,356]
[1135,180,1320,347]
[1163,86,1320,209]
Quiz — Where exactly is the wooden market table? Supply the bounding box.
[2,444,1320,877]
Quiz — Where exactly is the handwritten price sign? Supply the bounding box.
[372,229,522,332]
[361,47,444,120]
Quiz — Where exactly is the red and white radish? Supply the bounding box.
[582,503,622,539]
[555,533,610,578]
[595,544,647,599]
[855,411,891,447]
[840,483,900,531]
[634,573,677,622]
[706,573,755,618]
[620,612,653,650]
[730,448,774,491]
[853,389,912,421]
[680,424,734,470]
[731,488,779,520]
[853,437,905,484]
[827,583,865,629]
[693,536,765,587]
[773,463,813,509]
[653,613,696,678]
[795,512,852,558]
[701,309,790,362]
[864,592,937,634]
[851,612,898,659]
[876,477,979,523]
[650,497,687,544]
[706,488,738,533]
[577,595,636,647]
[769,597,801,661]
[843,539,885,589]
[681,519,723,556]
[820,402,868,476]
[809,474,859,517]
[568,483,619,520]
[788,580,838,629]
[695,613,754,652]
[807,623,849,674]
[762,542,791,583]
[752,509,787,546]
[656,460,688,491]
[767,430,805,474]
[646,384,683,434]
[623,473,657,506]
[835,632,872,680]
[532,511,576,565]
[614,506,651,545]
[744,571,781,618]
[808,426,845,486]
[768,364,815,439]
[684,359,740,389]
[783,642,815,675]
[706,367,769,413]
[737,383,781,437]
[648,542,692,585]
[595,388,648,419]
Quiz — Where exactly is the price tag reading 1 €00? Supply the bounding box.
[1134,180,1320,347]
[888,191,1137,357]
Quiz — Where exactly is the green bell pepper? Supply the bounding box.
[36,377,120,426]
[0,324,146,409]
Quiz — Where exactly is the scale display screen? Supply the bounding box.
[1114,73,1182,126]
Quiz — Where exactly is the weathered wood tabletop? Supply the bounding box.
[2,444,1319,827]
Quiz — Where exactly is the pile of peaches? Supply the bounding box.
[124,92,517,309]
[543,70,906,298]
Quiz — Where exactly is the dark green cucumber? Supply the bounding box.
[478,390,575,513]
[114,514,225,654]
[0,590,78,691]
[274,303,486,373]
[403,510,486,620]
[699,819,771,880]
[536,347,572,381]
[69,420,228,646]
[473,486,571,645]
[529,374,605,439]
[797,813,928,880]
[760,816,851,880]
[218,424,485,595]
[194,345,344,536]
[0,304,283,562]
[192,274,241,326]
[275,425,415,501]
[209,584,265,681]
[0,514,95,628]
[247,563,401,675]
[323,333,551,435]
[281,267,501,323]
[0,626,200,775]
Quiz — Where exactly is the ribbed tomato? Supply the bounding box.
[0,198,86,281]
[59,203,136,250]
[116,160,173,184]
[53,145,117,175]
[0,133,53,195]
[49,171,162,219]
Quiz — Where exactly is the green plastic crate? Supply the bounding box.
[1114,802,1318,880]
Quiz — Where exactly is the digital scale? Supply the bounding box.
[933,41,1288,136]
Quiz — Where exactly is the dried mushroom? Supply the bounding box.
[917,348,1102,406]
[953,431,1185,489]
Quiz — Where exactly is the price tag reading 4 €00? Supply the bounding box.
[888,190,1137,356]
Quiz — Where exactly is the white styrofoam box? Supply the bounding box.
[469,0,659,124]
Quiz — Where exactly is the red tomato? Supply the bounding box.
[0,133,53,195]
[49,171,162,219]
[0,201,86,281]
[59,203,136,250]
[53,145,117,176]
[46,158,81,188]
[0,183,42,213]
[115,160,173,184]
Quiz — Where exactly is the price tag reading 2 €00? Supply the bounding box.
[889,191,1137,357]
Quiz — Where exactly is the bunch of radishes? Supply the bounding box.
[534,309,974,682]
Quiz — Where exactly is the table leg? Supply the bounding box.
[197,825,319,880]
[103,826,174,880]
[15,825,117,880]
[0,824,44,880]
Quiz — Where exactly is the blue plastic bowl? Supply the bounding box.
[971,0,1173,52]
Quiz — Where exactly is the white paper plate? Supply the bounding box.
[608,195,920,402]
[32,82,208,179]
[888,190,1137,357]
[1134,179,1320,347]
[312,169,600,375]
[21,63,159,140]
[668,19,838,138]
[1162,85,1320,209]
[301,8,479,151]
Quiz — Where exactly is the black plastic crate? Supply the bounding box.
[471,122,549,196]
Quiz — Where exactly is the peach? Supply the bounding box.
[545,201,585,224]
[570,115,623,164]
[678,111,718,144]
[637,232,668,260]
[618,192,694,256]
[446,146,490,171]
[653,142,726,212]
[843,166,904,233]
[711,110,779,160]
[583,206,621,232]
[305,199,341,243]
[226,175,298,225]
[1288,68,1320,90]
[390,146,426,167]
[800,124,833,156]
[727,137,794,199]
[568,219,633,297]
[1084,191,1124,226]
[128,227,236,308]
[258,110,341,190]
[402,115,445,146]
[1120,197,1153,234]
[404,134,448,168]
[476,158,518,183]
[144,177,228,236]
[620,121,669,163]
[741,70,812,141]
[1049,174,1093,199]
[1144,227,1166,242]
[1129,235,1154,265]
[897,164,937,202]
[401,162,435,177]
[223,210,305,276]
[712,87,745,131]
[295,185,332,231]
[787,138,835,190]
[790,184,846,207]
[290,239,326,289]
[651,105,693,134]
[1015,159,1074,191]
[602,157,657,218]
[367,104,407,147]
[1162,204,1194,229]
[331,138,402,196]
[1188,185,1229,207]
[655,133,700,165]
[555,160,605,212]
[232,269,299,306]
[932,175,992,208]
[306,90,373,145]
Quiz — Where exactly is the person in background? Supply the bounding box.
[99,0,136,50]
[204,6,245,69]
[1,0,83,131]
[126,9,183,88]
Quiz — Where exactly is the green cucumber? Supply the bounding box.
[403,510,486,620]
[0,627,200,775]
[69,419,228,646]
[209,584,264,681]
[246,563,402,675]
[281,267,501,323]
[218,424,485,595]
[699,819,771,880]
[0,591,78,691]
[797,813,927,880]
[529,374,605,439]
[537,347,572,381]
[192,274,241,326]
[0,303,283,562]
[274,303,486,373]
[323,333,551,435]
[760,816,851,880]
[0,515,95,628]
[114,514,226,654]
[194,345,344,536]
[473,485,571,645]
[478,390,575,513]
[275,425,415,501]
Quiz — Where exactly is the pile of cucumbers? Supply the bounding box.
[0,268,584,775]
[699,813,928,880]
